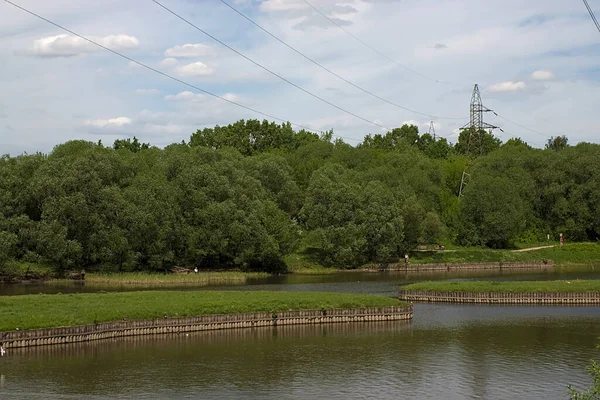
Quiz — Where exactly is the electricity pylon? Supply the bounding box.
[428,121,436,141]
[458,84,502,197]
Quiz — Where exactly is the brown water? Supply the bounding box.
[1,266,599,399]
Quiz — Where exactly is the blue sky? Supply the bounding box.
[1,0,599,155]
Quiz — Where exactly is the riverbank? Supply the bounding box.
[401,280,600,293]
[0,290,405,332]
[2,243,598,284]
[82,271,270,284]
[398,280,600,304]
[0,291,411,349]
[408,243,600,265]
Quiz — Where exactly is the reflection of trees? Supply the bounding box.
[5,317,599,398]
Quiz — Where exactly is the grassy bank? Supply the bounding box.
[402,280,600,293]
[0,262,54,282]
[409,243,600,265]
[82,271,269,285]
[0,291,405,332]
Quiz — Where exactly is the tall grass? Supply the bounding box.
[0,291,405,332]
[402,280,600,293]
[81,271,269,285]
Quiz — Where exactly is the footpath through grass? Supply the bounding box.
[402,280,600,293]
[409,243,600,265]
[0,291,404,332]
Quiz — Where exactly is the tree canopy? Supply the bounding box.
[0,119,596,272]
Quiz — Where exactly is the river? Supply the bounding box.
[1,266,599,399]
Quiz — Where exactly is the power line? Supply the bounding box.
[4,0,363,144]
[219,0,462,121]
[583,0,600,35]
[302,0,468,89]
[151,0,391,131]
[492,112,551,140]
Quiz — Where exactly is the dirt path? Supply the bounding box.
[511,245,555,253]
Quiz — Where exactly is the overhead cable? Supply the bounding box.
[302,0,469,89]
[4,0,367,144]
[151,0,391,131]
[219,0,462,120]
[583,0,600,35]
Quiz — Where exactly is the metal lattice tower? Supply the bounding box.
[428,121,436,141]
[458,84,502,197]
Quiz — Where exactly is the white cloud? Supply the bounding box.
[422,121,441,131]
[159,58,178,68]
[222,93,240,102]
[28,34,139,58]
[165,91,203,101]
[164,44,214,58]
[401,120,420,126]
[175,62,214,77]
[136,89,160,96]
[532,70,554,80]
[84,117,132,128]
[488,81,527,93]
[260,0,307,12]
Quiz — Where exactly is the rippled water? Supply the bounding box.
[1,304,598,399]
[1,266,599,399]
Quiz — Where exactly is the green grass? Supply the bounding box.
[284,247,338,274]
[402,280,600,293]
[0,291,405,332]
[410,243,600,265]
[81,271,269,285]
[1,262,54,281]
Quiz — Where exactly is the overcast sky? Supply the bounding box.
[1,0,599,155]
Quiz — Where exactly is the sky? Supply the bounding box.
[1,0,599,155]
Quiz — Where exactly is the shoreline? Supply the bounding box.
[398,290,600,304]
[1,306,413,349]
[399,280,600,304]
[0,260,564,285]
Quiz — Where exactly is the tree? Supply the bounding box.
[568,359,600,399]
[0,231,17,269]
[113,137,150,153]
[455,128,502,157]
[546,135,568,151]
[457,174,529,248]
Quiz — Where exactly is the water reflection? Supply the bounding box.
[1,304,599,399]
[2,265,599,297]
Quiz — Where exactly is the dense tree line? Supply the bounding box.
[0,120,597,273]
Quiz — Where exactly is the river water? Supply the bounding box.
[1,266,599,399]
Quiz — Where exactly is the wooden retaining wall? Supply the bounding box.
[398,290,600,304]
[0,306,412,349]
[365,260,554,271]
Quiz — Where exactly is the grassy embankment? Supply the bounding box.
[286,243,600,273]
[0,291,405,332]
[409,243,600,266]
[402,280,600,293]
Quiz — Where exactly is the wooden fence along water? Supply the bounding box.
[365,260,554,271]
[398,290,600,304]
[0,306,413,349]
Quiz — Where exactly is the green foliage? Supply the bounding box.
[455,128,501,157]
[113,136,150,153]
[0,290,405,331]
[568,360,600,399]
[0,119,598,275]
[546,135,569,151]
